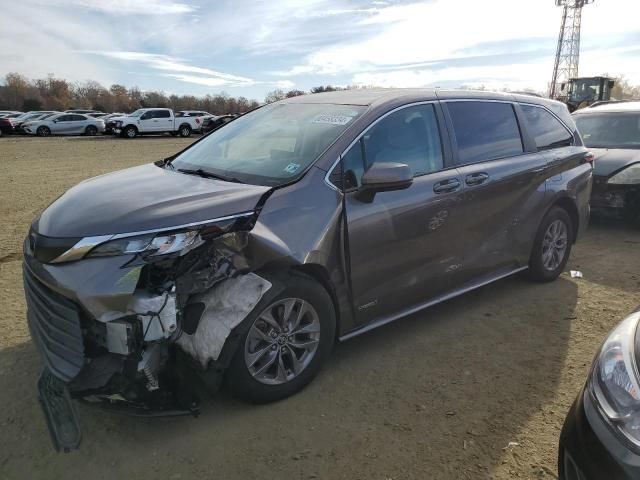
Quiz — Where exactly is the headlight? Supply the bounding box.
[589,311,640,448]
[115,120,123,127]
[608,164,640,185]
[86,231,199,258]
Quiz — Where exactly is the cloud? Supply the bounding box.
[279,0,640,86]
[85,51,255,86]
[49,0,196,15]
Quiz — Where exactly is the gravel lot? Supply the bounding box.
[1,136,639,480]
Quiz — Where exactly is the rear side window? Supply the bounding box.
[521,105,573,150]
[156,110,171,118]
[447,101,523,164]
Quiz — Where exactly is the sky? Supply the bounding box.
[1,0,640,101]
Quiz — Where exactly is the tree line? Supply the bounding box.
[0,73,261,114]
[2,72,638,114]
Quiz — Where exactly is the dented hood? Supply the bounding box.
[591,148,640,178]
[35,163,270,237]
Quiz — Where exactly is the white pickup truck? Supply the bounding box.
[112,108,202,138]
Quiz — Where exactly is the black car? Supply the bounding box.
[559,308,640,480]
[200,114,237,134]
[573,102,640,222]
[23,89,592,451]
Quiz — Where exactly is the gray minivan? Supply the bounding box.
[23,89,592,450]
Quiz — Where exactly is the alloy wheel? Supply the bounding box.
[244,298,321,385]
[541,219,568,271]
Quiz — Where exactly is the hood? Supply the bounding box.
[35,163,271,237]
[591,148,640,177]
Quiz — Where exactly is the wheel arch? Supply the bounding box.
[549,195,580,243]
[289,264,341,341]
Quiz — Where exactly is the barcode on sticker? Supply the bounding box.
[312,114,353,126]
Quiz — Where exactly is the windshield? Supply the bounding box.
[170,103,366,186]
[570,79,601,103]
[129,109,144,117]
[575,113,640,149]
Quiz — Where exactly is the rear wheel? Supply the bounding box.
[84,125,97,136]
[529,207,573,282]
[179,125,191,137]
[37,126,50,137]
[227,273,335,403]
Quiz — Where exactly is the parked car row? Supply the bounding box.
[0,110,105,136]
[0,108,241,138]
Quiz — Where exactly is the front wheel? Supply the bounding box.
[123,126,137,138]
[226,273,336,403]
[529,207,573,282]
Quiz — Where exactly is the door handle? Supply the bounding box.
[433,178,461,194]
[465,172,489,186]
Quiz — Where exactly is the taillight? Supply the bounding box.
[196,117,201,124]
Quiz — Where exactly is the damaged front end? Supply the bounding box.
[591,176,640,222]
[23,211,274,450]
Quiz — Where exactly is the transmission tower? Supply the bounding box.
[549,0,594,99]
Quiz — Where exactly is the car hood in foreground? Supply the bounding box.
[34,163,271,237]
[591,148,640,177]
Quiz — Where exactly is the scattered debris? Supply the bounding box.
[570,270,583,278]
[503,441,520,450]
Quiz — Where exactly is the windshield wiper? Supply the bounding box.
[177,168,242,183]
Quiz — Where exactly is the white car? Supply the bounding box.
[23,113,105,136]
[176,110,214,132]
[111,108,202,138]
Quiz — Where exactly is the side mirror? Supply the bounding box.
[356,162,413,202]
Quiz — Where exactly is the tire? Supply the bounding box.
[178,124,191,137]
[37,126,50,137]
[85,125,98,136]
[124,125,137,138]
[529,206,573,282]
[226,272,336,403]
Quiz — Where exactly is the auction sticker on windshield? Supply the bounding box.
[312,114,354,126]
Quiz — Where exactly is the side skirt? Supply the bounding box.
[339,265,529,341]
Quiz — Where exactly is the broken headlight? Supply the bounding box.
[87,231,199,258]
[589,311,640,450]
[608,164,640,185]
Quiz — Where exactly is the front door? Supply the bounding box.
[343,103,467,326]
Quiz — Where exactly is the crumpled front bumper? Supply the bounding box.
[591,177,640,220]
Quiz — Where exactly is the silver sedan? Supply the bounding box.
[23,113,105,136]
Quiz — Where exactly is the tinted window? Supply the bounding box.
[156,110,171,118]
[363,104,443,176]
[448,101,523,164]
[57,115,71,121]
[70,114,86,121]
[521,105,573,150]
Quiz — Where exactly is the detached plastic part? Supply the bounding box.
[177,273,272,366]
[37,369,82,452]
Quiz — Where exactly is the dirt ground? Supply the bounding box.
[1,136,639,480]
